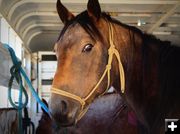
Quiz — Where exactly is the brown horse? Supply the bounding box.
[37,94,139,134]
[50,0,180,133]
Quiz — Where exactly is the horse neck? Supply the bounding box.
[111,24,163,125]
[111,23,180,131]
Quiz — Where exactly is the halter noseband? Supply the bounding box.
[51,23,125,120]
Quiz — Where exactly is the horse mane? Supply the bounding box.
[102,12,173,47]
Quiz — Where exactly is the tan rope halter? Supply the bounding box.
[51,23,125,120]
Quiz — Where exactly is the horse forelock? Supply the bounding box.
[57,11,103,42]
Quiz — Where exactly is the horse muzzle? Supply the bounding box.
[50,94,81,127]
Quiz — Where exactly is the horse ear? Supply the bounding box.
[87,0,101,21]
[56,0,74,24]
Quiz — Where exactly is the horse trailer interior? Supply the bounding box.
[0,0,180,134]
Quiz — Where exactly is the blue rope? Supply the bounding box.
[8,61,25,134]
[8,60,28,134]
[3,44,51,133]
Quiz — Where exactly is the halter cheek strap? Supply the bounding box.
[51,23,125,120]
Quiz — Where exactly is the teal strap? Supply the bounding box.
[3,44,50,115]
[3,44,51,133]
[8,60,27,134]
[8,61,28,109]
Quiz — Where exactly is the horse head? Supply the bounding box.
[50,0,132,126]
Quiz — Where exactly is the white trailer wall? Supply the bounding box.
[0,16,8,44]
[0,17,25,108]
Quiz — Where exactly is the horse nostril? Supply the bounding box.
[50,97,78,126]
[60,100,68,115]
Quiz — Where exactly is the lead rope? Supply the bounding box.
[3,44,51,134]
[8,61,28,134]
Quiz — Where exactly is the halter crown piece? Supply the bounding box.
[51,22,125,120]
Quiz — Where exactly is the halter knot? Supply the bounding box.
[106,65,111,70]
[108,45,115,54]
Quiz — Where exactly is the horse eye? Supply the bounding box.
[82,44,93,52]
